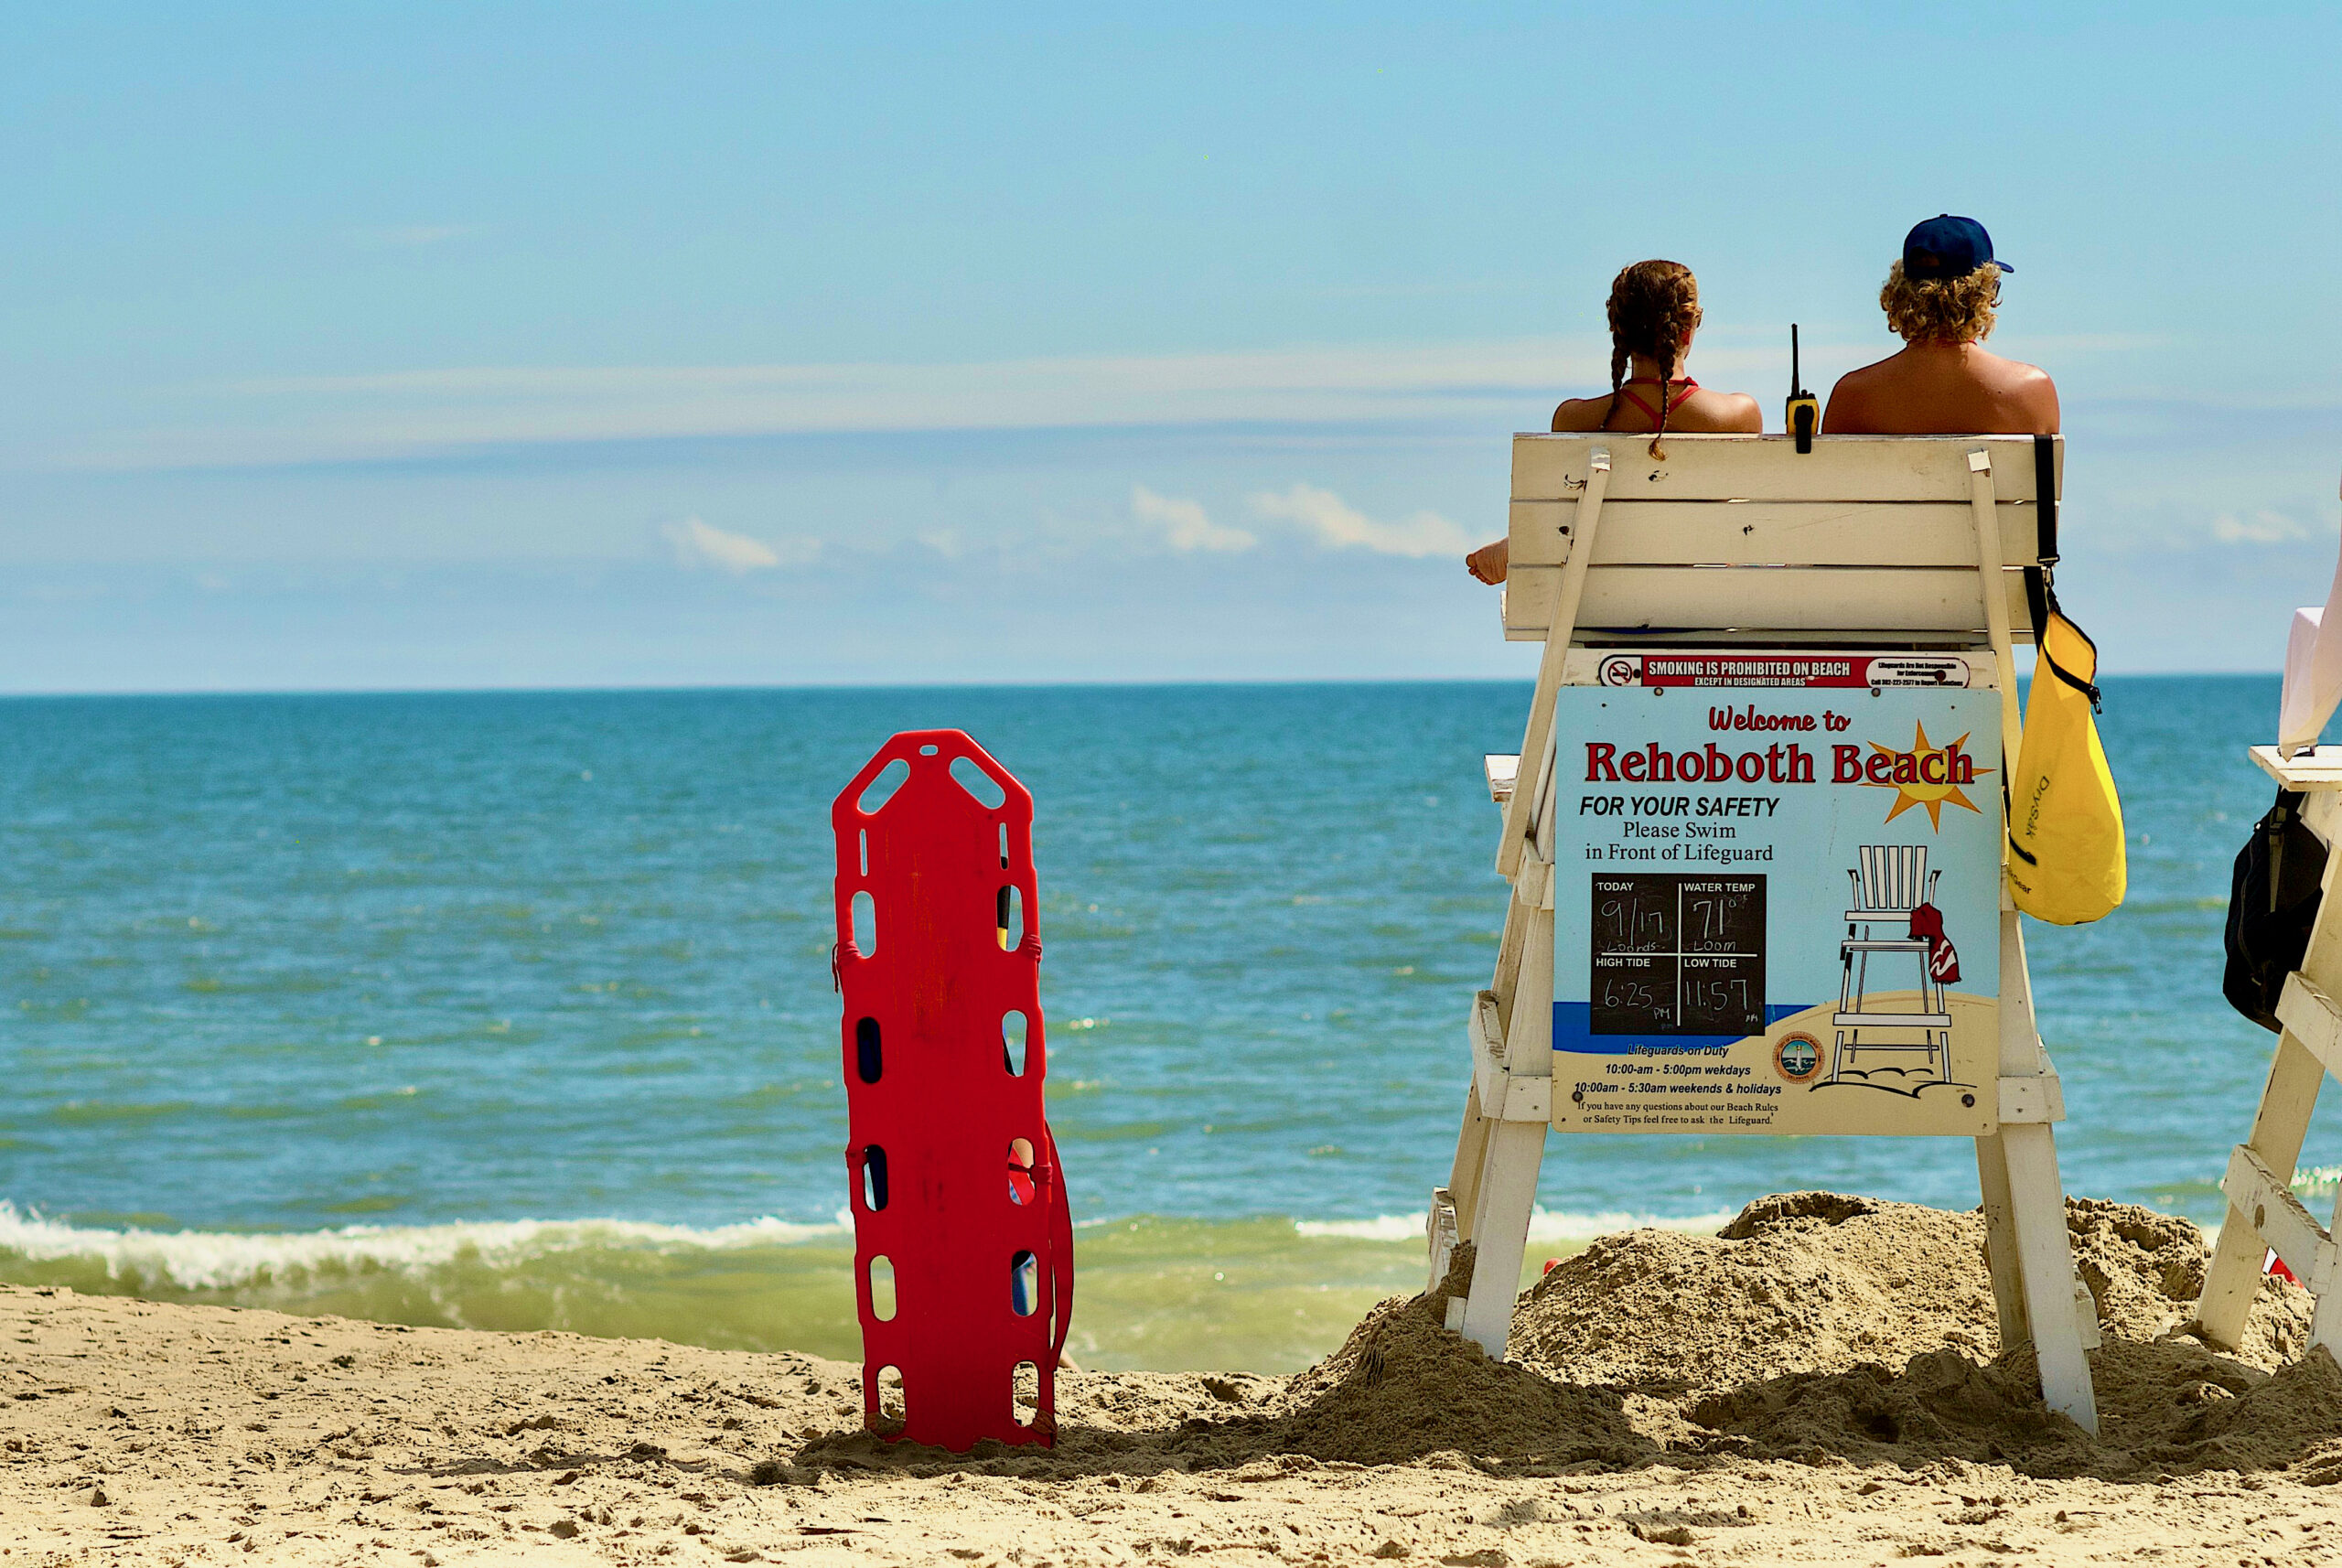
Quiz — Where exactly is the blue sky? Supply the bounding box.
[5,3,2340,689]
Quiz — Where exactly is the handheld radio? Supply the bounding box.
[1786,323,1820,453]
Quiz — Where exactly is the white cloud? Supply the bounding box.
[1247,483,1469,558]
[1133,486,1255,553]
[87,337,1610,471]
[31,319,2274,476]
[662,516,816,574]
[2212,510,2311,544]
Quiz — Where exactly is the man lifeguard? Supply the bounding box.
[1822,216,2058,436]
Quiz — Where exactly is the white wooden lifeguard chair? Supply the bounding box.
[2194,557,2342,1361]
[1428,431,2100,1431]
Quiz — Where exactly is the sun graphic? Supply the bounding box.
[1861,721,1992,829]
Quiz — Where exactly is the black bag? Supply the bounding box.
[2223,788,2328,1031]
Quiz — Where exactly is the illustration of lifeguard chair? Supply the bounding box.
[1832,845,1951,1083]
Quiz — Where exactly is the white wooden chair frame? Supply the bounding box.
[1425,432,2100,1432]
[2194,746,2342,1360]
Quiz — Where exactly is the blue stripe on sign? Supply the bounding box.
[1552,1001,1810,1056]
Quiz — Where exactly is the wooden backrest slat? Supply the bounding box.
[1503,564,2039,642]
[1506,434,2059,647]
[1506,500,2045,572]
[1513,433,2057,503]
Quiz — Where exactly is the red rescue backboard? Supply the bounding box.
[833,731,1072,1449]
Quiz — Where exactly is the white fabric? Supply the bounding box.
[2281,608,2327,753]
[2279,503,2342,753]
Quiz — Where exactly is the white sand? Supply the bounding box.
[8,1195,2342,1564]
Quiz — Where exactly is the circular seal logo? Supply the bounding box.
[1773,1032,1821,1083]
[1597,655,1640,688]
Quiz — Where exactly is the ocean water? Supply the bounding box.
[0,678,2330,1370]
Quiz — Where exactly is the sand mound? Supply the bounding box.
[2066,1197,2208,1340]
[2084,1320,2342,1473]
[1500,1191,2338,1479]
[1679,1279,2340,1481]
[1513,1190,2297,1392]
[1511,1191,1997,1391]
[783,1192,2337,1487]
[1687,1346,2088,1468]
[1266,1249,1646,1468]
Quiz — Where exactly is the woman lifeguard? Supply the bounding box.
[1466,260,1762,585]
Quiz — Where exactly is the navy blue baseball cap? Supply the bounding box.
[1903,215,2012,279]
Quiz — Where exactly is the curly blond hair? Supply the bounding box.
[1880,260,1999,343]
[1602,260,1703,456]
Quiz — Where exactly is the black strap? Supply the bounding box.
[2034,588,2105,712]
[2024,567,2050,644]
[2033,435,2059,565]
[2040,645,2102,709]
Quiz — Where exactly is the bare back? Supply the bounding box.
[1552,381,1761,435]
[1821,342,2058,435]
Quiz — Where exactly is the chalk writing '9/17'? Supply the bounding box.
[1598,895,1670,951]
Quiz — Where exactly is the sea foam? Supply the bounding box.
[0,1202,845,1291]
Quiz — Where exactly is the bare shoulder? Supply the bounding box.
[1982,351,2060,431]
[1551,394,1615,432]
[1696,390,1764,434]
[1979,349,2054,388]
[1831,354,1900,393]
[1821,358,1895,433]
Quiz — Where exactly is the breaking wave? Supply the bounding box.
[0,1203,1727,1371]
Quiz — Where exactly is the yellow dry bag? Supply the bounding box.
[2005,585,2126,924]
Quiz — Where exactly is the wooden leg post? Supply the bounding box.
[1460,1122,1545,1355]
[2315,1177,2342,1359]
[1988,903,2099,1433]
[2002,1122,2097,1432]
[1434,1083,1493,1293]
[1977,896,2036,1348]
[1973,1131,2031,1349]
[2197,1034,2326,1348]
[1457,907,1553,1358]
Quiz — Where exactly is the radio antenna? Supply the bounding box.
[1785,324,1819,454]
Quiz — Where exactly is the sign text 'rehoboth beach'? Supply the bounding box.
[1582,703,1981,789]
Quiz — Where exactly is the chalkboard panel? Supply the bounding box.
[1589,874,1766,1036]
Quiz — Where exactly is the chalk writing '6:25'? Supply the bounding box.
[1599,977,1673,1021]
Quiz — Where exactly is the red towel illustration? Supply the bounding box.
[1907,903,1961,984]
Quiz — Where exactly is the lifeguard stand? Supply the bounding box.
[2193,746,2342,1360]
[1428,432,2100,1430]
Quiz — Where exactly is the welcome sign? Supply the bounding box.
[1550,681,2003,1138]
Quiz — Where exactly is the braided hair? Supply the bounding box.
[1600,260,1703,458]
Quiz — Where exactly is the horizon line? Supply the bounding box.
[0,670,2284,702]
